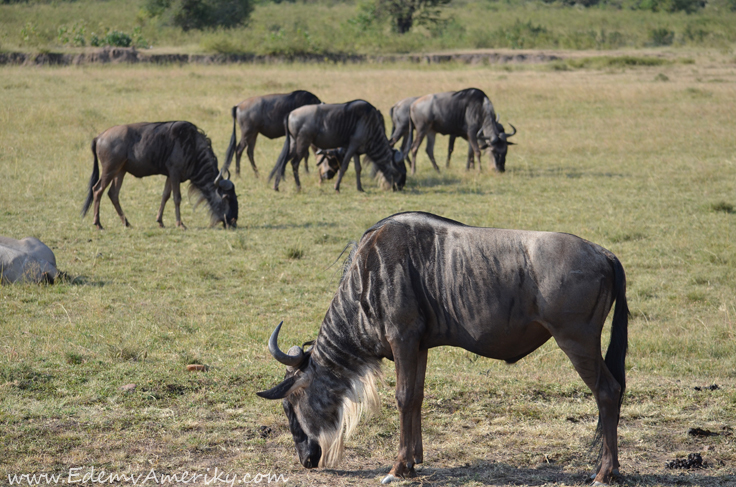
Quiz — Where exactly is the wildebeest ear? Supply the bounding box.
[256,373,310,400]
[257,376,298,400]
[507,141,516,146]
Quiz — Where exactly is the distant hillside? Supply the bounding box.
[1,0,735,55]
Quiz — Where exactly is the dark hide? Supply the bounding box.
[258,211,628,485]
[81,121,238,230]
[223,90,321,177]
[410,88,516,172]
[269,100,406,193]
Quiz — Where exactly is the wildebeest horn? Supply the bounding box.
[506,123,517,137]
[214,168,231,185]
[315,148,324,155]
[268,321,305,367]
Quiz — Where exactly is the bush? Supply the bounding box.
[142,0,254,31]
[91,30,133,47]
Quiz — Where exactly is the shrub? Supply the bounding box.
[649,27,674,46]
[90,30,133,47]
[142,0,254,31]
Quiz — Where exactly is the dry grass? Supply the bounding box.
[1,52,735,485]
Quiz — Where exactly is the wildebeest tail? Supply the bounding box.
[222,106,238,176]
[388,106,397,146]
[604,254,629,407]
[593,253,629,461]
[81,138,100,218]
[269,115,291,182]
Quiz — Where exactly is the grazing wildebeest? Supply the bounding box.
[222,90,322,177]
[81,121,238,230]
[390,95,492,175]
[0,236,58,284]
[268,100,406,193]
[258,211,628,485]
[314,148,350,182]
[410,88,516,173]
[388,96,419,165]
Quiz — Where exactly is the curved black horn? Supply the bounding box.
[268,322,304,367]
[506,123,517,137]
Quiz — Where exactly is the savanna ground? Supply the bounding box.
[1,53,736,486]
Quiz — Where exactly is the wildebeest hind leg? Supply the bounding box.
[156,178,172,228]
[424,132,441,173]
[91,173,114,230]
[107,172,130,227]
[244,133,258,177]
[557,336,622,484]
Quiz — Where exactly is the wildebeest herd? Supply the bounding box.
[2,87,627,486]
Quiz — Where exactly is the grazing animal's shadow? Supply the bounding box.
[327,461,734,486]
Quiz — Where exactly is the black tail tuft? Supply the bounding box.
[81,138,100,218]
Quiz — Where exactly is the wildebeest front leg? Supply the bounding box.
[353,155,364,192]
[467,131,483,172]
[466,144,475,171]
[383,344,425,484]
[107,172,130,227]
[170,177,187,229]
[156,178,172,228]
[333,145,358,193]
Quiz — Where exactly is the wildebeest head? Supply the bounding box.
[215,178,238,228]
[256,323,328,469]
[257,322,377,469]
[315,148,345,181]
[393,148,407,190]
[480,118,516,173]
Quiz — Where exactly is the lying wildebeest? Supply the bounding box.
[269,100,406,193]
[410,88,516,172]
[222,90,322,178]
[258,211,628,485]
[81,121,238,230]
[0,236,59,284]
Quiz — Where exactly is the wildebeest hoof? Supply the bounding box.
[381,475,397,484]
[176,222,187,230]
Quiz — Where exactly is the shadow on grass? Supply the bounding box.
[57,273,106,287]
[256,221,340,230]
[508,166,628,179]
[328,462,734,486]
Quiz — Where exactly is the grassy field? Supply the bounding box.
[1,53,736,486]
[2,0,736,55]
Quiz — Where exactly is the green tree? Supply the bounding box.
[373,0,451,34]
